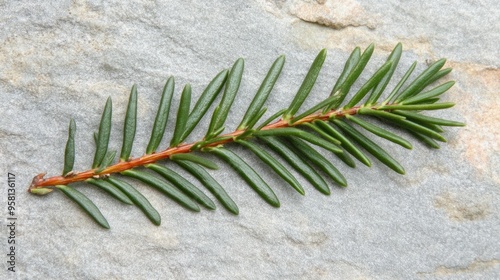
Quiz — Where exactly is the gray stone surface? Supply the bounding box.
[1,0,499,279]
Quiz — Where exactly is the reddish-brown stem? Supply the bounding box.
[29,104,378,192]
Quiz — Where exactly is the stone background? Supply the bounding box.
[1,0,499,279]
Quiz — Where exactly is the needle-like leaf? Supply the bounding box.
[287,137,347,187]
[344,61,392,108]
[420,68,452,89]
[379,103,455,111]
[324,44,375,111]
[401,81,455,105]
[31,188,53,195]
[255,128,342,153]
[334,147,357,168]
[170,153,219,170]
[190,135,232,151]
[408,131,440,149]
[244,107,267,130]
[333,120,405,174]
[314,120,371,166]
[122,169,200,212]
[182,69,228,141]
[345,115,412,149]
[283,49,327,120]
[56,185,110,229]
[260,136,330,195]
[120,85,137,161]
[301,123,342,146]
[329,47,361,99]
[146,77,174,154]
[206,59,244,138]
[170,84,192,147]
[209,147,280,207]
[237,139,304,195]
[357,108,406,121]
[291,93,346,123]
[238,55,285,130]
[147,164,216,210]
[106,177,161,225]
[384,61,417,103]
[205,105,221,140]
[95,150,117,173]
[387,118,447,142]
[392,110,465,127]
[341,44,375,93]
[86,178,133,205]
[417,122,444,133]
[63,119,76,176]
[175,159,239,215]
[394,58,446,103]
[92,97,112,168]
[365,43,402,105]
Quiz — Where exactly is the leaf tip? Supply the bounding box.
[319,48,327,57]
[233,58,245,69]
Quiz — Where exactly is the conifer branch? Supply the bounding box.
[27,44,465,228]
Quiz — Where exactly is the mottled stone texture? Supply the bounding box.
[1,0,499,279]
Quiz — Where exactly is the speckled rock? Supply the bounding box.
[1,0,499,279]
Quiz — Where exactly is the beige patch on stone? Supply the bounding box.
[419,259,500,276]
[448,62,500,184]
[289,0,377,30]
[256,0,378,29]
[434,192,491,221]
